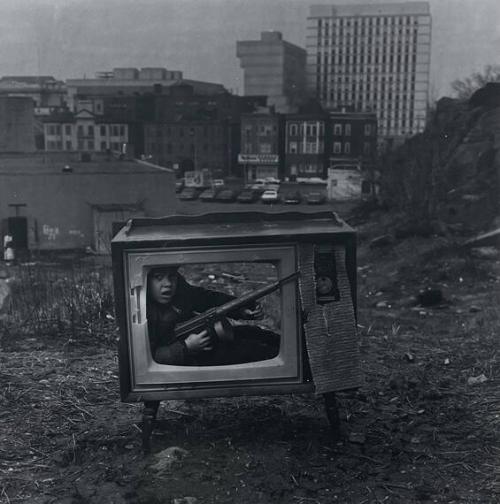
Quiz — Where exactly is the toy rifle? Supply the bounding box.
[173,271,300,343]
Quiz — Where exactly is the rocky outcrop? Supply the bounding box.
[380,86,500,236]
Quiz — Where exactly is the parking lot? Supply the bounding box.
[174,179,358,215]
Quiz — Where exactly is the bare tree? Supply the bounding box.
[451,65,500,100]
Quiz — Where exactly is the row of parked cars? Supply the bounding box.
[177,182,326,205]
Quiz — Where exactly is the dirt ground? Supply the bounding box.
[0,210,499,504]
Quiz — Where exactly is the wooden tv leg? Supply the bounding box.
[142,400,160,454]
[323,392,341,441]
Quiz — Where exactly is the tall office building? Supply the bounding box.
[237,31,307,113]
[307,2,431,139]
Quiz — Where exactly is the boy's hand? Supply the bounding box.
[184,330,213,353]
[238,302,263,320]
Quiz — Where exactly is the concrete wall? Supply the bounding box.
[0,162,175,251]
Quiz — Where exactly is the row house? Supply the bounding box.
[327,111,378,170]
[239,107,377,182]
[284,114,328,178]
[238,112,284,181]
[43,110,129,154]
[144,84,265,177]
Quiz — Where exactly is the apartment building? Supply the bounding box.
[307,2,431,139]
[43,110,129,154]
[284,114,328,178]
[238,112,284,181]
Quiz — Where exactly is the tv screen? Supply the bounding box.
[146,260,283,366]
[112,211,359,402]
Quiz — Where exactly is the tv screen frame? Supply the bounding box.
[112,211,357,403]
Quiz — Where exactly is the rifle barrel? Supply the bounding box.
[173,270,299,342]
[214,270,300,317]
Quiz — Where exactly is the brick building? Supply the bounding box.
[284,113,329,179]
[144,85,265,177]
[238,111,284,181]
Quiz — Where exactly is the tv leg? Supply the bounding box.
[142,400,160,454]
[323,392,341,441]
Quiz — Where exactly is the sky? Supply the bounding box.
[0,0,499,101]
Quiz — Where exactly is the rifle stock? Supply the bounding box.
[173,270,299,342]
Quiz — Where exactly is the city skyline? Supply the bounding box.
[0,0,498,102]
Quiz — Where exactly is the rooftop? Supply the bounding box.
[309,2,430,18]
[0,153,173,176]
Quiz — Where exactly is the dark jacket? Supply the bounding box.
[147,275,241,365]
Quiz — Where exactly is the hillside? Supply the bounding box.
[380,83,500,238]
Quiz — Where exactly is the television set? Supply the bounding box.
[112,211,360,449]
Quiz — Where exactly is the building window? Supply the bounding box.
[364,124,372,136]
[344,142,351,154]
[259,124,273,136]
[345,123,351,136]
[77,139,84,150]
[243,142,252,153]
[111,125,119,136]
[66,140,72,150]
[87,140,94,151]
[259,143,272,154]
[289,142,298,154]
[289,124,298,136]
[100,125,106,136]
[333,142,342,154]
[88,125,94,137]
[65,124,71,136]
[120,125,125,137]
[333,123,342,135]
[305,142,318,154]
[363,142,371,155]
[100,141,107,151]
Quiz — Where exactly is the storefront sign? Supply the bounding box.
[238,154,279,164]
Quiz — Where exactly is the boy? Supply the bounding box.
[146,266,279,366]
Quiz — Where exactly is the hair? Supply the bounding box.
[148,265,179,276]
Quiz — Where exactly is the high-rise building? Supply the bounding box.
[237,31,307,113]
[307,2,431,139]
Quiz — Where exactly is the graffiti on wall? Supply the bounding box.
[42,224,60,241]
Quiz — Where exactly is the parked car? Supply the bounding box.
[264,177,281,185]
[212,179,225,187]
[250,179,267,190]
[306,191,327,205]
[261,189,280,204]
[237,188,260,203]
[175,179,185,193]
[215,188,239,202]
[283,190,302,205]
[199,187,222,202]
[178,187,202,201]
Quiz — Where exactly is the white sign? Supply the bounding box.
[238,154,279,164]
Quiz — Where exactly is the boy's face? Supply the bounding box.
[148,267,179,305]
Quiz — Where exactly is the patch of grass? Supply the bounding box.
[2,258,116,348]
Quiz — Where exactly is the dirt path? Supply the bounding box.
[0,230,498,503]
